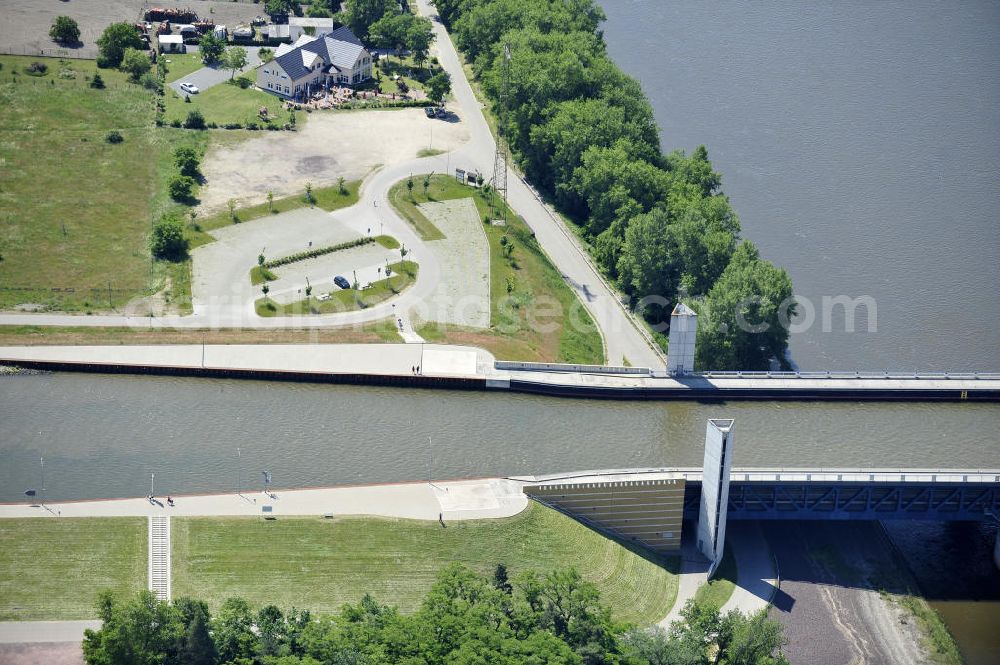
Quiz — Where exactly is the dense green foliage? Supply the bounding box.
[433,0,795,369]
[83,566,787,664]
[351,0,435,55]
[120,48,151,82]
[150,214,189,261]
[50,16,81,44]
[96,23,145,68]
[200,33,226,65]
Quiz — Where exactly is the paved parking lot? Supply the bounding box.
[167,47,264,95]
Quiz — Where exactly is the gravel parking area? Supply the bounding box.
[419,198,490,328]
[0,0,262,59]
[199,108,469,213]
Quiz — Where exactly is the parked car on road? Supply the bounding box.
[424,106,436,118]
[333,275,351,289]
[179,82,199,94]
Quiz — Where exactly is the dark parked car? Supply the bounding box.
[333,275,351,289]
[424,106,436,118]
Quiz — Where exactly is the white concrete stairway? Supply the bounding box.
[147,516,171,601]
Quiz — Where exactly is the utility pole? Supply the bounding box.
[490,43,512,225]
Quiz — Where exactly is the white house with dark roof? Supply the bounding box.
[256,26,373,98]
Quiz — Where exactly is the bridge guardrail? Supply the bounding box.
[520,467,1000,485]
[695,370,1000,380]
[495,361,650,375]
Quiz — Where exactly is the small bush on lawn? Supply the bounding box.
[170,118,182,128]
[25,62,48,76]
[184,109,206,129]
[105,130,123,144]
[150,214,189,261]
[168,174,196,201]
[90,73,105,89]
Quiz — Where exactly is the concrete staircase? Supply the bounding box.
[148,516,171,601]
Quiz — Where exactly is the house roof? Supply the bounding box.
[288,17,335,29]
[271,26,368,81]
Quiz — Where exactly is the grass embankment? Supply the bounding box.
[256,260,418,316]
[0,55,205,313]
[894,595,964,665]
[692,545,736,610]
[0,518,146,620]
[391,175,603,364]
[188,181,362,250]
[172,502,676,625]
[0,322,405,345]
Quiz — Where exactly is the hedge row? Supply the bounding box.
[265,236,374,268]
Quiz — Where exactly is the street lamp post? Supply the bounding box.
[150,473,155,499]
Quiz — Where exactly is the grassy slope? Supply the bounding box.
[391,175,603,363]
[0,518,146,620]
[257,260,418,316]
[172,503,676,625]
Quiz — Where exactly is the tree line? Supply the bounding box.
[83,563,788,664]
[433,0,795,370]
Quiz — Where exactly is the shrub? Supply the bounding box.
[184,109,206,129]
[120,48,151,81]
[139,72,161,92]
[207,121,218,129]
[264,237,374,269]
[97,22,144,68]
[168,174,196,201]
[90,73,105,89]
[174,147,200,177]
[105,130,124,144]
[245,122,259,130]
[223,122,242,129]
[58,67,77,80]
[169,118,182,128]
[25,62,48,76]
[150,214,189,261]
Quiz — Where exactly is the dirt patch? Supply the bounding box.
[199,109,469,213]
[0,642,83,665]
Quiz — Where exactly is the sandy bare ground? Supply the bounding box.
[0,0,262,59]
[418,198,490,328]
[199,109,469,213]
[765,521,931,665]
[0,642,83,665]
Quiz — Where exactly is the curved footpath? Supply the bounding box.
[0,0,664,369]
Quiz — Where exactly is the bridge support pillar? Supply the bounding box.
[697,418,735,578]
[666,303,697,375]
[995,531,1000,571]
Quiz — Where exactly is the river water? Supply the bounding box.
[600,0,1000,373]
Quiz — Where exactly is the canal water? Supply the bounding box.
[599,0,1000,373]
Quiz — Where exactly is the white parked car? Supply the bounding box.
[179,82,199,94]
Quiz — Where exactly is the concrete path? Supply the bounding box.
[0,478,528,521]
[720,521,779,615]
[0,621,99,644]
[659,546,710,628]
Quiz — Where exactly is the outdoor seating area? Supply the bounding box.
[284,85,425,111]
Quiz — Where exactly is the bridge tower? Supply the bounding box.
[489,44,511,226]
[666,303,698,375]
[698,418,735,578]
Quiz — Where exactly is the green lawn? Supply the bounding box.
[0,518,146,620]
[161,53,204,84]
[391,175,604,364]
[693,545,737,610]
[172,502,677,625]
[165,80,295,127]
[0,55,210,313]
[256,260,418,316]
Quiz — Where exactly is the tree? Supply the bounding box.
[199,33,226,65]
[150,215,188,260]
[406,17,434,68]
[228,199,237,221]
[422,174,430,197]
[212,597,257,664]
[96,23,144,68]
[223,46,248,80]
[180,601,216,665]
[304,182,314,204]
[90,73,105,89]
[346,0,398,43]
[426,71,451,103]
[337,177,346,195]
[368,13,410,55]
[49,16,80,45]
[262,283,270,297]
[266,0,298,20]
[406,176,414,197]
[694,241,795,371]
[259,47,275,63]
[173,147,200,177]
[267,191,274,212]
[168,175,196,202]
[493,563,513,594]
[184,109,206,130]
[83,590,185,665]
[120,48,151,81]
